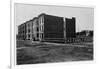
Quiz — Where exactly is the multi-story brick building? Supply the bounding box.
[38,14,64,42]
[17,13,76,43]
[37,13,76,42]
[18,23,26,40]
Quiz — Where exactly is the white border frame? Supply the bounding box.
[10,0,95,69]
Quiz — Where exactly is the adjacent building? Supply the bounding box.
[18,23,26,40]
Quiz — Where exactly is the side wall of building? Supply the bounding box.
[44,14,64,41]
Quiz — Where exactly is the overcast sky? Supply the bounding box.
[15,3,94,34]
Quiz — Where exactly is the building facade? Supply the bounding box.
[32,17,39,41]
[38,14,45,41]
[18,23,26,40]
[25,20,33,40]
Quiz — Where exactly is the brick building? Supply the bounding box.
[18,23,26,40]
[17,13,76,43]
[38,13,76,42]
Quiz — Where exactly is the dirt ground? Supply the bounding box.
[17,41,93,65]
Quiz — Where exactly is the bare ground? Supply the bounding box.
[17,41,93,65]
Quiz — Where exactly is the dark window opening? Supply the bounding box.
[28,34,30,38]
[28,29,30,33]
[42,34,43,39]
[37,33,39,38]
[37,28,39,31]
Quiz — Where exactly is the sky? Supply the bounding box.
[15,3,94,34]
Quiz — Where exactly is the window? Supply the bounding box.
[42,33,43,39]
[42,17,44,23]
[28,29,30,33]
[28,24,30,27]
[41,17,42,23]
[37,33,39,38]
[28,34,30,38]
[37,27,39,31]
[42,25,44,31]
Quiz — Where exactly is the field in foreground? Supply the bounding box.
[17,41,93,65]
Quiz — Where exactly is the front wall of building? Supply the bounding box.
[26,20,33,40]
[32,18,39,40]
